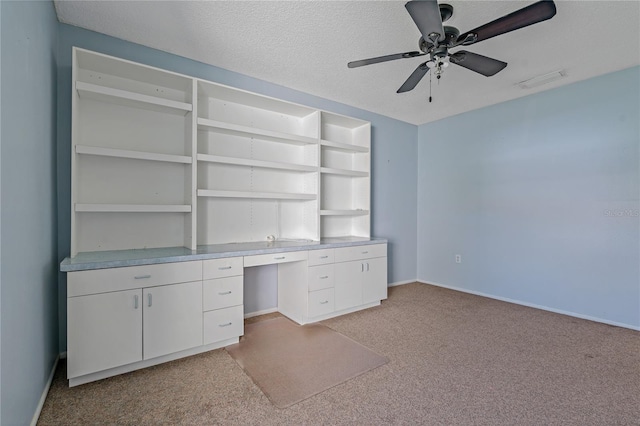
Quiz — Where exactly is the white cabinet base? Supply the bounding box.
[68,337,238,387]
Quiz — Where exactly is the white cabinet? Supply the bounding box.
[67,289,142,379]
[66,261,219,385]
[142,281,203,360]
[71,48,372,255]
[334,244,388,311]
[202,257,244,346]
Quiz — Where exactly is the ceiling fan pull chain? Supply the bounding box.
[429,72,433,103]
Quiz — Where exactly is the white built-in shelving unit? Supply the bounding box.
[70,48,372,256]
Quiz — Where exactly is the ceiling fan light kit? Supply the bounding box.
[348,0,557,99]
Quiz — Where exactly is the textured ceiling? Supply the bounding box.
[54,1,640,125]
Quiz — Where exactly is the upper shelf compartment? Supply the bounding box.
[320,112,370,152]
[75,48,193,115]
[197,80,319,140]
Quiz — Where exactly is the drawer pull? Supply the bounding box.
[134,295,139,309]
[218,322,233,327]
[274,256,285,260]
[218,266,232,270]
[319,276,329,279]
[320,300,329,305]
[361,251,369,254]
[320,255,329,259]
[134,275,151,280]
[218,291,232,295]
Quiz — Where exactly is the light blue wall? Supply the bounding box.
[417,67,640,329]
[56,24,418,349]
[1,1,59,424]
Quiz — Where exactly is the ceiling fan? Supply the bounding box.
[348,0,557,94]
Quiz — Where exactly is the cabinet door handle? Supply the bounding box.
[320,300,329,305]
[366,262,370,271]
[134,274,151,280]
[134,295,139,309]
[218,291,232,295]
[361,251,368,254]
[361,263,364,272]
[320,255,329,259]
[218,322,232,327]
[218,266,232,270]
[319,276,329,279]
[274,256,285,260]
[148,293,152,307]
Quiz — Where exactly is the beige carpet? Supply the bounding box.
[225,317,388,408]
[37,283,640,425]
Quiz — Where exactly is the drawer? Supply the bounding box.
[203,305,244,345]
[335,244,387,263]
[308,288,335,318]
[243,250,307,267]
[203,276,243,311]
[308,264,334,292]
[308,248,334,266]
[67,261,202,297]
[203,257,243,280]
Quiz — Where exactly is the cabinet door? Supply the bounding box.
[334,260,363,311]
[143,281,203,360]
[362,257,388,305]
[67,289,142,378]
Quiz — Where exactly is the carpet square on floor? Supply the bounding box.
[225,316,389,408]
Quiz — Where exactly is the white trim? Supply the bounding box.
[244,307,278,319]
[30,354,59,426]
[388,279,416,287]
[417,280,640,331]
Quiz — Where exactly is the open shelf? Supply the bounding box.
[197,189,316,200]
[75,204,191,213]
[197,153,316,173]
[76,145,192,164]
[320,139,369,153]
[76,81,192,115]
[320,210,369,216]
[198,118,317,146]
[320,167,368,177]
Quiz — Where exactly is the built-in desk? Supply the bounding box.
[60,237,387,386]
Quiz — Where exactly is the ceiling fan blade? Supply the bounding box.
[457,0,557,46]
[449,51,507,76]
[405,0,445,42]
[397,62,430,93]
[348,51,426,68]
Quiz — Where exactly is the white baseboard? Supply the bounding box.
[30,354,59,426]
[388,279,417,287]
[244,307,278,319]
[417,280,640,331]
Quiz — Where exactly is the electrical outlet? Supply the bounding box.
[455,254,462,264]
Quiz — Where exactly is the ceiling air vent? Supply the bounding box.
[517,69,567,89]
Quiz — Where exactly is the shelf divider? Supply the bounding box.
[197,189,317,200]
[76,145,192,164]
[197,153,316,172]
[320,210,370,216]
[320,139,369,153]
[198,117,318,146]
[320,167,368,177]
[75,204,192,213]
[76,81,192,115]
